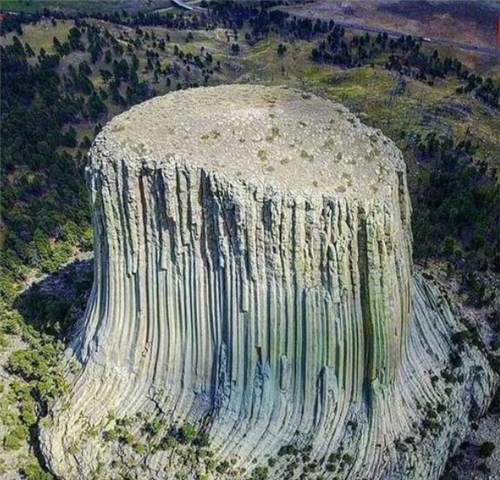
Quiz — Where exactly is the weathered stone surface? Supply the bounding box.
[40,85,497,480]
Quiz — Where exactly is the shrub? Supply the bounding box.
[179,423,197,443]
[157,432,177,451]
[216,461,230,474]
[479,441,495,458]
[278,444,299,457]
[253,466,269,480]
[487,354,500,375]
[477,462,490,473]
[3,424,28,451]
[20,463,54,480]
[342,453,354,464]
[449,351,463,369]
[196,431,210,448]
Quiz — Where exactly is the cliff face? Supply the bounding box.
[41,86,497,480]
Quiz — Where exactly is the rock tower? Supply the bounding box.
[41,85,497,480]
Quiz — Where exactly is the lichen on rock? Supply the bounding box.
[40,85,497,480]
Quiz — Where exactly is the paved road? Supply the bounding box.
[170,0,206,13]
[311,19,500,59]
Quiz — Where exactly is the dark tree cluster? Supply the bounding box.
[1,38,92,281]
[0,11,31,35]
[409,132,500,280]
[457,75,500,108]
[311,27,375,68]
[211,2,334,41]
[312,30,461,79]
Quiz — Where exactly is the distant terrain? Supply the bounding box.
[282,0,500,78]
[0,1,499,480]
[283,0,500,49]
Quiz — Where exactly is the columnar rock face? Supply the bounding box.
[41,86,497,480]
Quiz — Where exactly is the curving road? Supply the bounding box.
[170,0,206,13]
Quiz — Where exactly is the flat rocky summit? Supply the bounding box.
[100,84,403,196]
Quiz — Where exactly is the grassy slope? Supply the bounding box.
[1,19,73,53]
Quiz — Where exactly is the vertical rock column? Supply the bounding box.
[77,85,412,429]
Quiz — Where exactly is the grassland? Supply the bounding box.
[1,18,73,53]
[2,14,499,165]
[0,0,174,13]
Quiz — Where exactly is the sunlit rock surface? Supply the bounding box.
[41,85,497,480]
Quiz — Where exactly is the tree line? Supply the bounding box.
[311,28,499,108]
